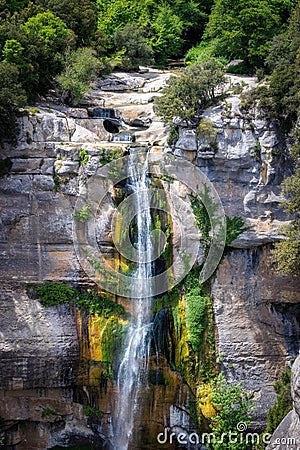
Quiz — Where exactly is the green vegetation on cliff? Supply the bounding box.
[32,281,127,318]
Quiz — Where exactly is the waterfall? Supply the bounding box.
[112,149,154,449]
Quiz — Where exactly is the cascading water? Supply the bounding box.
[112,149,154,450]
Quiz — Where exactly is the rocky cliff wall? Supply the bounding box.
[0,70,299,448]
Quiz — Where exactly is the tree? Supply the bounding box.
[0,62,26,144]
[56,47,102,105]
[150,5,184,65]
[204,0,294,69]
[113,25,154,70]
[20,11,74,96]
[154,59,224,124]
[207,373,254,450]
[36,0,98,46]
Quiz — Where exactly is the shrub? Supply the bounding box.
[207,373,254,450]
[154,59,225,124]
[185,38,228,66]
[73,204,91,222]
[226,216,249,246]
[0,61,26,144]
[113,24,153,70]
[57,47,103,105]
[265,369,292,435]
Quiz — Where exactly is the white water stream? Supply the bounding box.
[112,149,154,449]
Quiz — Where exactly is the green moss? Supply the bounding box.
[32,281,127,319]
[185,285,207,354]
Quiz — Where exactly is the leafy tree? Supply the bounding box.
[36,0,98,46]
[0,62,26,144]
[204,0,294,69]
[6,0,29,12]
[56,47,102,104]
[150,5,184,65]
[19,11,74,97]
[154,59,224,124]
[207,373,254,450]
[96,0,214,65]
[113,24,153,70]
[2,39,24,64]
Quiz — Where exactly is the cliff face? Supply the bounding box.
[0,70,299,448]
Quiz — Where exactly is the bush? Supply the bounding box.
[185,38,228,66]
[265,369,292,435]
[203,0,293,70]
[113,24,153,70]
[57,47,102,104]
[0,61,26,144]
[207,373,254,450]
[154,58,225,124]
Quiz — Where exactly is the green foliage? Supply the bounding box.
[41,407,58,417]
[154,59,225,124]
[99,147,123,165]
[272,127,300,276]
[36,0,98,46]
[226,216,249,246]
[19,11,74,97]
[2,39,24,64]
[78,148,89,165]
[185,284,207,354]
[167,123,179,147]
[208,373,254,450]
[83,405,102,418]
[204,0,293,70]
[149,5,184,66]
[197,117,218,151]
[265,369,292,435]
[56,47,102,104]
[272,221,300,276]
[73,204,91,222]
[0,157,13,177]
[113,25,153,70]
[185,38,228,66]
[96,0,214,66]
[35,281,75,305]
[189,193,211,254]
[33,281,127,318]
[0,61,26,144]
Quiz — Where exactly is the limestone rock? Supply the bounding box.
[175,128,197,152]
[211,248,300,429]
